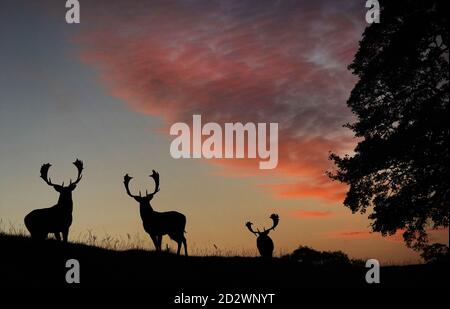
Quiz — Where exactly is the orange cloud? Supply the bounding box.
[329,228,450,242]
[291,210,333,218]
[384,228,450,244]
[261,179,347,202]
[330,230,372,239]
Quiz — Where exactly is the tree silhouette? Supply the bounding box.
[329,0,448,250]
[420,243,449,264]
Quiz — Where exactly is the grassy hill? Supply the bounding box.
[0,233,447,288]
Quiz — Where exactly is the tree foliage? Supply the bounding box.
[329,0,449,250]
[420,243,449,264]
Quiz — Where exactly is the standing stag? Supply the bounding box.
[24,159,83,242]
[123,170,188,256]
[246,214,279,258]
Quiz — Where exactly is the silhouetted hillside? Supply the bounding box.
[0,234,447,288]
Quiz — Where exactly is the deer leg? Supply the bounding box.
[157,235,163,251]
[176,241,181,255]
[31,232,46,240]
[172,234,187,256]
[150,234,159,251]
[54,232,61,241]
[62,229,69,243]
[183,237,188,256]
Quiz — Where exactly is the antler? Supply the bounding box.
[124,170,160,200]
[147,170,160,197]
[245,221,260,236]
[264,214,279,233]
[40,163,58,187]
[69,159,83,186]
[124,174,140,199]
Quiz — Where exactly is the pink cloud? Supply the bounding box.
[72,0,366,202]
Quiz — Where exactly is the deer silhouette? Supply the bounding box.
[24,159,83,242]
[246,214,279,258]
[123,170,188,256]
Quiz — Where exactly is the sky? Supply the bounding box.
[0,0,447,263]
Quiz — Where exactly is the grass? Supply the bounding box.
[1,219,448,288]
[0,231,448,288]
[0,219,263,257]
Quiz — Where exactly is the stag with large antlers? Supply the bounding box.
[246,214,279,258]
[24,159,83,242]
[124,170,188,256]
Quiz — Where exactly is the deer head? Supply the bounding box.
[40,159,83,194]
[124,170,160,203]
[246,213,279,237]
[39,159,83,210]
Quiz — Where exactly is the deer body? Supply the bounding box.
[140,205,186,252]
[124,171,188,255]
[25,197,73,241]
[246,214,279,258]
[24,160,83,242]
[256,233,274,257]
